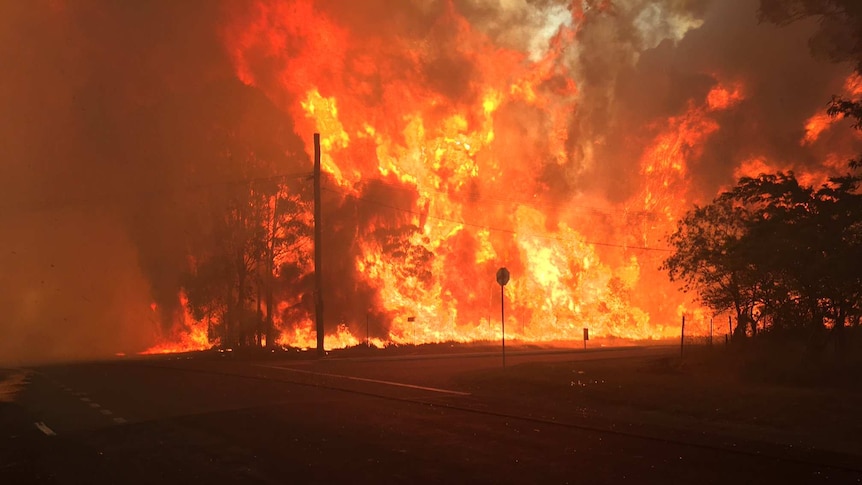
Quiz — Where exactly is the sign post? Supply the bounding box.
[496,267,510,368]
[407,316,416,346]
[583,328,589,350]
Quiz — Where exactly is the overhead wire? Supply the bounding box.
[321,185,672,253]
[4,165,671,252]
[342,175,661,219]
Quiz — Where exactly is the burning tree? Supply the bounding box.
[170,80,313,350]
[182,172,312,349]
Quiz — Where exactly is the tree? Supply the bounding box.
[726,173,824,336]
[661,196,760,338]
[258,180,312,348]
[759,0,862,71]
[664,171,862,347]
[165,79,313,350]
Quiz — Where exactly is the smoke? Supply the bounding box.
[0,0,307,363]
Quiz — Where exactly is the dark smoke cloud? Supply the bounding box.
[448,0,856,204]
[563,0,855,202]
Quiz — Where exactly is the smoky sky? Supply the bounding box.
[1,0,858,363]
[0,0,306,364]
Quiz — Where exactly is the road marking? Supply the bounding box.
[80,397,91,403]
[256,365,471,396]
[112,417,127,424]
[89,402,101,409]
[34,422,56,436]
[100,409,113,416]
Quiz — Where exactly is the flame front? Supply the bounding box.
[142,1,860,352]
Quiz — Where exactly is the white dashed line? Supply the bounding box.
[51,386,125,425]
[34,422,56,436]
[255,365,472,396]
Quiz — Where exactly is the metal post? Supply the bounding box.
[501,284,506,368]
[314,133,324,357]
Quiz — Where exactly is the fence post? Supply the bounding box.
[680,315,685,358]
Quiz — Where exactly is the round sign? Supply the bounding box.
[496,267,510,286]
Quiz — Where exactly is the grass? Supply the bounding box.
[456,344,862,455]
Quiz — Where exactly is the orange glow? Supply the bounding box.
[734,157,776,181]
[218,2,742,347]
[706,83,743,111]
[801,73,862,146]
[802,113,835,146]
[145,2,860,353]
[845,73,862,97]
[142,292,214,354]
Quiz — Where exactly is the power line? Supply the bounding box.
[328,176,661,219]
[321,186,671,253]
[5,166,672,252]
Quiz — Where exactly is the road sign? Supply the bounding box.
[496,267,510,286]
[496,267,510,368]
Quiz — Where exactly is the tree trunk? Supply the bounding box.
[256,279,263,347]
[236,248,247,348]
[265,194,277,348]
[733,312,748,340]
[265,281,275,348]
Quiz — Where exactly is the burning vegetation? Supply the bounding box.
[1,0,860,361]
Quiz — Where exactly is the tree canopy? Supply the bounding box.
[663,169,862,344]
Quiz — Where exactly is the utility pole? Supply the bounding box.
[314,133,324,357]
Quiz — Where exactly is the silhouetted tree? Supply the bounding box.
[661,197,760,338]
[664,171,861,348]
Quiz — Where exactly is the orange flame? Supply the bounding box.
[142,293,215,354]
[145,2,861,353]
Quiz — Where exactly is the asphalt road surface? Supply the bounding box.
[2,346,860,484]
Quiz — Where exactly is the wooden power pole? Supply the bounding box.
[314,133,324,357]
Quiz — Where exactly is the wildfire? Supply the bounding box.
[143,1,860,353]
[143,294,214,355]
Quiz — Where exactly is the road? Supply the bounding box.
[2,346,860,484]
